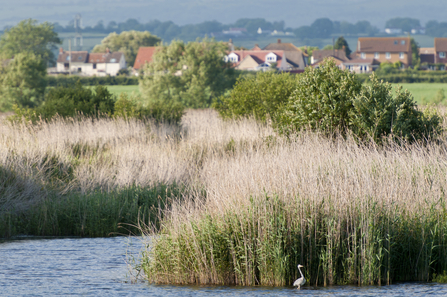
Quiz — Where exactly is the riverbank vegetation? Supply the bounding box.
[139,108,447,286]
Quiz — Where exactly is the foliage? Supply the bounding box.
[114,93,184,125]
[278,60,441,143]
[350,74,441,143]
[0,52,47,111]
[426,20,447,37]
[356,70,447,84]
[278,59,361,135]
[433,271,447,283]
[47,75,138,87]
[140,38,238,108]
[0,184,182,237]
[410,38,420,66]
[213,71,297,121]
[385,17,421,33]
[9,84,115,123]
[92,30,161,66]
[0,19,61,65]
[334,36,352,57]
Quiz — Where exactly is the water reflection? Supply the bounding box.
[1,237,447,296]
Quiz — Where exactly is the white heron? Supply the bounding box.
[293,264,306,289]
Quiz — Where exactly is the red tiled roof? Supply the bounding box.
[434,38,447,52]
[133,47,159,69]
[357,37,411,52]
[88,53,106,63]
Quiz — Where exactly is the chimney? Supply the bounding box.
[229,38,234,51]
[278,39,281,44]
[106,48,110,54]
[59,47,64,54]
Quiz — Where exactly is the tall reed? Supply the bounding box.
[140,113,447,286]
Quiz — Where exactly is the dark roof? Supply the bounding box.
[57,51,88,63]
[263,42,301,52]
[343,58,380,65]
[357,37,411,52]
[312,49,348,62]
[435,38,447,52]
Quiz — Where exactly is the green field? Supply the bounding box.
[392,83,447,104]
[103,85,140,96]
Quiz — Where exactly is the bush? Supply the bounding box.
[114,93,185,125]
[350,75,442,143]
[47,75,139,87]
[278,60,362,135]
[9,84,115,123]
[213,71,298,122]
[277,59,441,143]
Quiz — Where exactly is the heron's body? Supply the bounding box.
[293,264,306,289]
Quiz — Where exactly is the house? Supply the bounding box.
[434,38,447,67]
[56,50,88,73]
[263,39,308,70]
[56,48,126,76]
[311,56,345,69]
[311,49,348,64]
[342,58,380,73]
[225,49,301,72]
[311,54,378,74]
[133,46,159,73]
[355,37,412,68]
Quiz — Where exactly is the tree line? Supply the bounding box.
[47,17,447,42]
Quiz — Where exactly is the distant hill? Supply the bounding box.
[1,0,445,29]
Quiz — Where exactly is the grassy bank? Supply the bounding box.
[0,115,189,237]
[139,109,447,286]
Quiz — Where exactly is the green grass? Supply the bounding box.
[391,83,447,104]
[101,85,140,96]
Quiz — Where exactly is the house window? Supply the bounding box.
[394,40,398,45]
[440,52,446,58]
[93,63,97,69]
[441,65,446,71]
[374,52,380,59]
[401,40,405,45]
[386,52,391,59]
[361,52,366,59]
[77,68,82,72]
[64,63,69,69]
[399,52,405,59]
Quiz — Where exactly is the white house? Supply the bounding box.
[56,48,126,76]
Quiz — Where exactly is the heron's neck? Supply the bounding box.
[298,267,304,278]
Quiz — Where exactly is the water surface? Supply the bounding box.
[1,237,447,296]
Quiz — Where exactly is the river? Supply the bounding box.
[1,236,447,296]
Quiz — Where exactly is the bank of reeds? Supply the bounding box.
[140,110,447,286]
[0,110,270,237]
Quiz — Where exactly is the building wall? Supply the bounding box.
[360,52,411,67]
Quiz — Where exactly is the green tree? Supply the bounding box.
[140,38,238,108]
[310,18,333,38]
[0,19,61,65]
[385,17,421,33]
[214,71,298,121]
[334,36,352,57]
[0,52,47,110]
[410,38,420,67]
[92,30,161,67]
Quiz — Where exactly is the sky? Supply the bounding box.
[0,0,445,29]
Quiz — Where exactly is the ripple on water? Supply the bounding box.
[1,237,447,296]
